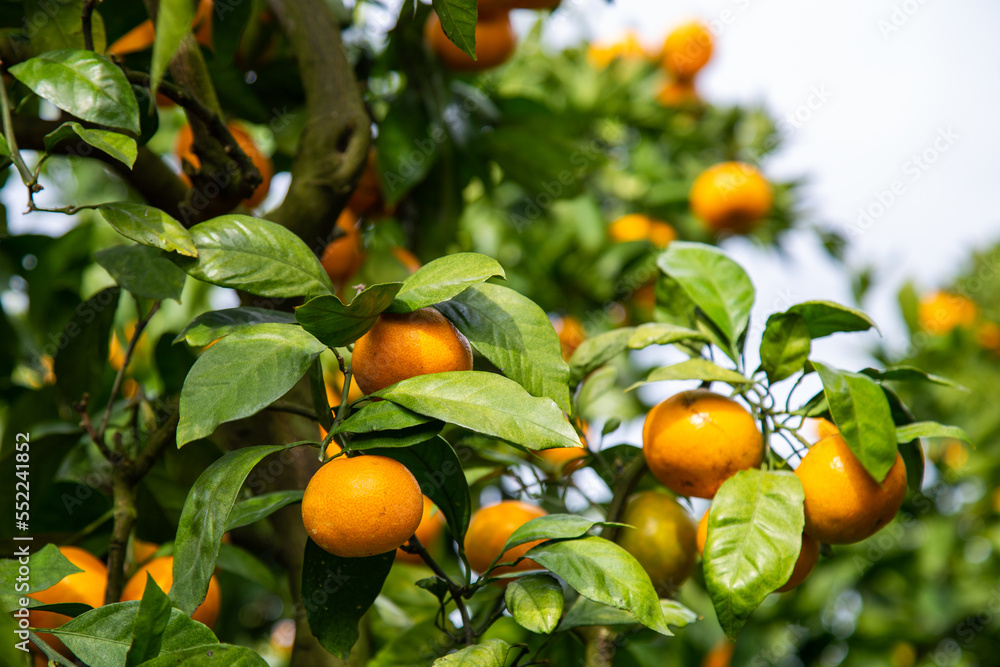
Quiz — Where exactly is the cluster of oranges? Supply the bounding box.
[917,290,1000,352]
[424,0,559,72]
[27,542,221,661]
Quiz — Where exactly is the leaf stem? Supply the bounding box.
[0,75,35,186]
[407,535,474,645]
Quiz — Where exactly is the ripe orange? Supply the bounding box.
[323,440,343,459]
[424,12,516,72]
[351,307,473,395]
[465,501,548,577]
[175,121,273,208]
[608,214,676,248]
[643,390,763,499]
[347,149,384,217]
[586,31,647,67]
[395,496,448,565]
[552,314,586,360]
[131,538,159,567]
[690,162,773,234]
[795,434,907,544]
[301,455,423,557]
[537,437,589,474]
[702,640,735,667]
[391,247,422,274]
[107,1,214,56]
[29,546,107,657]
[657,79,700,107]
[615,491,697,595]
[917,291,978,335]
[661,22,713,78]
[320,209,365,287]
[122,556,221,628]
[975,321,1000,351]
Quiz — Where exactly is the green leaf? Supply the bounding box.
[124,576,172,667]
[173,307,297,347]
[0,611,30,667]
[628,358,752,391]
[9,49,139,135]
[388,253,505,313]
[433,639,512,666]
[1,544,81,613]
[896,422,972,445]
[176,216,334,299]
[860,366,966,391]
[526,537,671,636]
[569,327,636,384]
[374,371,580,451]
[759,313,811,383]
[369,437,472,545]
[23,0,106,53]
[0,135,10,159]
[53,286,120,405]
[302,540,394,661]
[369,617,457,666]
[170,444,290,616]
[786,300,879,338]
[559,597,697,631]
[150,0,197,94]
[44,122,137,168]
[98,202,197,257]
[627,322,707,349]
[177,324,325,446]
[332,401,436,435]
[215,544,280,595]
[814,362,898,482]
[431,0,477,60]
[225,490,305,531]
[296,283,403,348]
[94,245,186,301]
[436,283,571,411]
[501,515,611,555]
[504,574,564,634]
[49,602,217,666]
[703,469,805,641]
[577,365,617,417]
[136,644,269,666]
[657,242,755,345]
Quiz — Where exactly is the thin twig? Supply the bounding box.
[599,453,647,542]
[81,0,100,51]
[408,535,474,645]
[72,395,114,461]
[98,301,161,443]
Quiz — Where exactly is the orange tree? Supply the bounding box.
[0,1,966,666]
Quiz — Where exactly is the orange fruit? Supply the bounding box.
[391,247,422,274]
[395,496,448,565]
[643,389,763,499]
[320,209,365,287]
[131,538,159,567]
[323,440,342,459]
[917,291,978,335]
[175,121,272,208]
[537,438,588,474]
[351,307,473,395]
[465,501,548,577]
[615,491,697,595]
[122,556,221,628]
[29,546,107,657]
[702,640,735,667]
[347,149,383,217]
[813,417,840,442]
[108,321,137,371]
[795,434,907,544]
[975,321,1000,351]
[586,31,647,67]
[552,314,586,360]
[608,214,677,248]
[697,509,818,592]
[657,79,700,107]
[301,455,423,557]
[690,162,773,234]
[661,22,713,78]
[424,12,516,72]
[108,0,213,56]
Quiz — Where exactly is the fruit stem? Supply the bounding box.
[407,535,474,645]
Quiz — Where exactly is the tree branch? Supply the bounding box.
[265,0,371,245]
[81,0,100,51]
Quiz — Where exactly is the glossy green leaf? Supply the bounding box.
[49,602,217,666]
[332,401,436,435]
[173,307,297,346]
[2,544,81,613]
[760,313,811,383]
[388,253,505,313]
[657,242,755,344]
[225,490,305,531]
[369,437,472,545]
[569,327,636,384]
[627,322,707,349]
[150,0,197,93]
[94,245,186,302]
[558,597,697,631]
[787,300,879,338]
[53,286,120,405]
[437,283,571,411]
[124,576,172,667]
[170,444,289,616]
[526,537,670,635]
[703,469,805,640]
[505,574,564,634]
[177,324,325,446]
[861,366,966,391]
[430,0,477,60]
[9,49,139,135]
[501,515,611,555]
[176,216,334,299]
[302,540,394,661]
[628,358,752,391]
[44,122,137,168]
[896,422,972,445]
[136,644,268,666]
[23,0,106,53]
[576,364,617,417]
[374,371,580,450]
[296,283,403,348]
[814,362,898,482]
[369,617,458,666]
[98,202,197,257]
[433,639,511,666]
